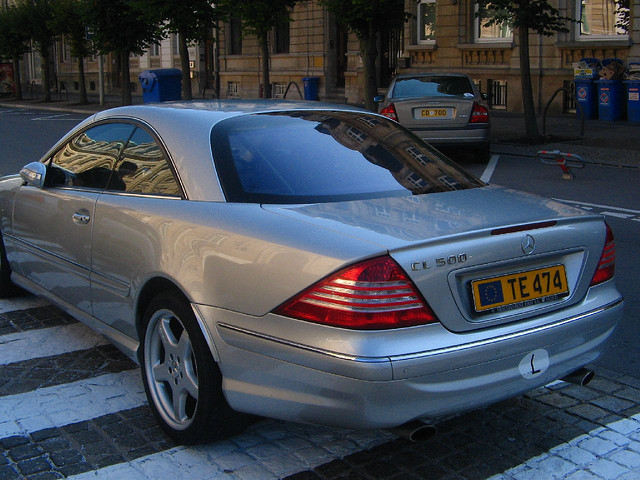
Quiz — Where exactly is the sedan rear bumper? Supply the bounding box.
[411,125,490,147]
[197,296,622,430]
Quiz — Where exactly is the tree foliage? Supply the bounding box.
[475,0,573,139]
[321,0,408,110]
[85,0,162,105]
[19,0,57,101]
[0,3,31,99]
[218,0,297,98]
[49,0,93,103]
[134,0,219,100]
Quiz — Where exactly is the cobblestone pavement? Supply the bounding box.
[0,295,639,479]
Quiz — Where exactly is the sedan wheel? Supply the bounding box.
[141,292,245,444]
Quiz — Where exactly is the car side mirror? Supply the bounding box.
[20,162,46,188]
[373,95,385,103]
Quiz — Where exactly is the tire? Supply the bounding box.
[140,291,246,444]
[474,144,491,164]
[0,231,20,298]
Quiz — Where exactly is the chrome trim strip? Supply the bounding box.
[7,234,90,278]
[217,323,387,363]
[390,298,623,362]
[219,298,622,365]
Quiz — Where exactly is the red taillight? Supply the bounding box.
[590,223,615,286]
[275,256,438,330]
[380,103,398,122]
[470,103,489,123]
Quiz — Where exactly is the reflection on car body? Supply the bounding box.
[0,100,622,445]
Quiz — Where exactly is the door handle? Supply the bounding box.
[72,212,90,225]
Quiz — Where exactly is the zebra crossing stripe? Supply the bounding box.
[0,370,146,438]
[0,323,108,365]
[0,295,50,314]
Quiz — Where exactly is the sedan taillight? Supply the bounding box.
[380,103,398,122]
[590,223,616,286]
[470,103,489,123]
[275,256,438,330]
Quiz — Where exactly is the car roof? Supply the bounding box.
[85,100,371,202]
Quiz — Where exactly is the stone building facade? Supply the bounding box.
[14,0,640,113]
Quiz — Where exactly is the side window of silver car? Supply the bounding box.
[47,123,136,190]
[110,127,181,197]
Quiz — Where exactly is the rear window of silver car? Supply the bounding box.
[211,111,482,204]
[391,76,474,99]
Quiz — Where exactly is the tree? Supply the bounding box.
[218,0,297,99]
[85,0,161,105]
[0,3,31,100]
[20,0,56,102]
[475,0,572,139]
[135,0,219,100]
[49,0,93,104]
[321,0,408,111]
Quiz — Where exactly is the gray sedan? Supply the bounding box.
[376,73,491,162]
[0,100,623,444]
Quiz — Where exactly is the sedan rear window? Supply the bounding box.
[391,76,474,99]
[211,111,482,204]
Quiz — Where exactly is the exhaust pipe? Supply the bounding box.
[561,368,595,386]
[386,421,437,443]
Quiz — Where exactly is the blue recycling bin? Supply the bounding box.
[596,79,624,121]
[303,77,319,101]
[574,79,598,119]
[139,69,182,103]
[625,80,640,123]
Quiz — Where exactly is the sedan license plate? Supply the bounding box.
[471,265,569,313]
[420,108,451,118]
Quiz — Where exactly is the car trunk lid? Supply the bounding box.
[264,186,606,332]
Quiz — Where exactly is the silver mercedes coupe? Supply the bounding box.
[0,100,623,444]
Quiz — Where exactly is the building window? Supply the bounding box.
[227,81,239,97]
[274,20,290,54]
[475,5,513,42]
[173,34,180,56]
[228,17,243,55]
[417,0,436,44]
[149,43,160,57]
[273,82,287,98]
[577,0,629,38]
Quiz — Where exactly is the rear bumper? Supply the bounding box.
[411,125,490,147]
[196,295,622,430]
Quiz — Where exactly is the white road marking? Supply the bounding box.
[0,370,145,438]
[0,322,108,365]
[32,114,71,121]
[480,154,500,183]
[0,295,50,313]
[600,211,635,219]
[554,198,640,215]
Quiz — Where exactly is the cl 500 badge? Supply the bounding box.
[411,253,468,271]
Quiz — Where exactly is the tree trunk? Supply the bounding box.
[41,52,51,102]
[179,31,191,100]
[260,31,271,99]
[359,23,378,111]
[518,26,539,139]
[12,57,22,101]
[77,56,88,104]
[121,51,132,106]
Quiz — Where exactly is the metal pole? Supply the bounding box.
[98,54,104,105]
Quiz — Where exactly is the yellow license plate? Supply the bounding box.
[421,108,448,118]
[472,265,569,313]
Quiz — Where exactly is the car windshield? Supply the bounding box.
[391,76,474,99]
[211,111,483,204]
